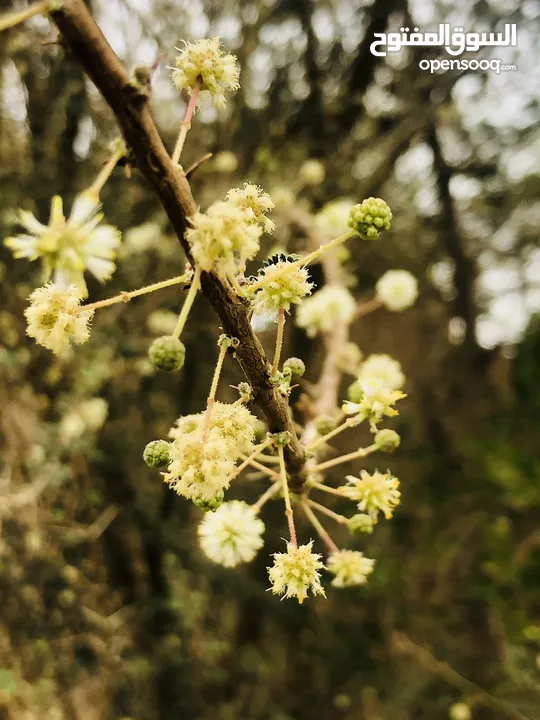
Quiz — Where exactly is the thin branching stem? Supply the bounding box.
[0,0,51,32]
[310,444,377,472]
[171,83,200,166]
[253,481,281,512]
[306,499,348,525]
[272,308,285,376]
[228,436,275,481]
[78,274,189,313]
[302,501,339,553]
[278,445,297,548]
[173,266,201,338]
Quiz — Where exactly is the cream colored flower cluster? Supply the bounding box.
[247,254,313,315]
[268,541,326,603]
[341,470,401,520]
[198,501,265,567]
[186,184,275,275]
[172,37,240,107]
[25,283,93,355]
[165,402,257,502]
[296,285,356,337]
[343,378,406,431]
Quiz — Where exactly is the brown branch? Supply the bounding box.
[50,0,307,487]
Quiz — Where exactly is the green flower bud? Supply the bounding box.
[347,379,364,404]
[374,428,401,453]
[315,415,338,436]
[143,439,171,469]
[148,335,186,372]
[283,357,306,377]
[347,513,374,535]
[237,382,252,402]
[218,333,239,350]
[255,420,268,442]
[272,430,291,446]
[193,490,225,512]
[348,197,392,239]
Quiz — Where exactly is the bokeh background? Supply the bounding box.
[1,0,539,718]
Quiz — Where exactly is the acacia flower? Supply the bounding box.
[225,183,276,233]
[5,193,121,296]
[172,37,240,107]
[376,269,418,311]
[296,285,356,337]
[198,500,265,567]
[165,403,257,502]
[186,201,262,274]
[248,254,313,315]
[358,353,405,391]
[327,550,375,587]
[298,159,325,186]
[343,377,406,430]
[268,541,326,603]
[25,283,93,355]
[341,470,401,520]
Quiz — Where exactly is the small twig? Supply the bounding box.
[171,83,200,166]
[0,0,51,32]
[310,481,344,498]
[310,444,377,473]
[278,445,297,548]
[253,481,281,512]
[306,498,348,525]
[306,417,356,452]
[227,436,275,482]
[302,501,339,553]
[272,308,286,376]
[173,266,201,338]
[185,152,213,179]
[79,273,189,313]
[238,455,280,480]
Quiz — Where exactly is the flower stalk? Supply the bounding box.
[87,143,126,198]
[278,445,297,548]
[171,82,201,166]
[0,0,51,32]
[253,481,281,512]
[202,339,228,440]
[173,266,201,339]
[272,308,285,376]
[310,443,377,473]
[305,499,348,525]
[228,436,275,481]
[306,416,357,452]
[302,501,339,553]
[78,274,189,313]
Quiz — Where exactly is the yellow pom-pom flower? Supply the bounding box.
[172,37,240,107]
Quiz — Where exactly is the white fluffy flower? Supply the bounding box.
[376,270,418,312]
[327,550,375,587]
[341,470,401,520]
[5,193,121,296]
[298,159,325,186]
[25,283,93,355]
[248,254,313,315]
[314,199,355,239]
[296,285,356,337]
[186,201,262,274]
[268,541,326,603]
[166,402,257,502]
[225,183,276,233]
[198,500,265,567]
[358,354,405,390]
[172,37,240,107]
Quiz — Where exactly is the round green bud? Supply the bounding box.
[315,415,338,436]
[255,420,268,442]
[272,430,291,447]
[143,439,171,469]
[347,379,364,404]
[335,342,363,374]
[449,703,471,720]
[193,490,225,512]
[148,335,186,372]
[237,382,252,402]
[374,428,401,453]
[348,197,392,239]
[347,513,374,535]
[283,357,306,377]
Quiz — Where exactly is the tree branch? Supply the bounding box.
[50,0,307,487]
